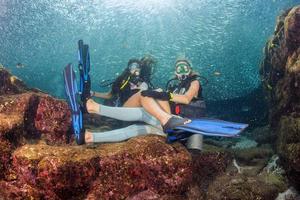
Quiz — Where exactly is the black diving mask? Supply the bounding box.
[128,62,141,76]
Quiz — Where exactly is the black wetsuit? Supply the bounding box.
[112,74,147,106]
[169,75,206,118]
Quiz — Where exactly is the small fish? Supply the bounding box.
[241,106,251,112]
[214,71,221,76]
[16,63,25,68]
[266,84,273,90]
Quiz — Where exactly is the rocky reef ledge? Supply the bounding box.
[260,5,300,190]
[0,66,293,199]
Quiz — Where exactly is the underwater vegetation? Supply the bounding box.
[0,3,300,200]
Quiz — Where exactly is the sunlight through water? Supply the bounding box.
[0,0,299,100]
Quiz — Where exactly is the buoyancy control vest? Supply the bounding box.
[168,75,206,118]
[111,74,148,106]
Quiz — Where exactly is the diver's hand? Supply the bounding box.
[141,90,173,101]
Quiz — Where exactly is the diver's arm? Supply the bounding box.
[93,91,112,99]
[170,80,200,104]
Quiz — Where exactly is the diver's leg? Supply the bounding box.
[140,96,171,125]
[87,95,189,130]
[122,92,142,107]
[124,93,170,114]
[85,124,164,143]
[88,93,171,125]
[156,100,171,114]
[86,99,161,127]
[140,96,191,131]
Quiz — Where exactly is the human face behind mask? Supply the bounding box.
[175,61,192,80]
[128,62,141,76]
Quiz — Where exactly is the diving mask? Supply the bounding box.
[175,62,192,80]
[128,62,141,76]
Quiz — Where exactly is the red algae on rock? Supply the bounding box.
[0,139,12,179]
[86,136,192,199]
[10,136,192,200]
[35,96,72,145]
[12,143,100,199]
[0,180,59,200]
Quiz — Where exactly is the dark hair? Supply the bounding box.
[111,58,141,95]
[127,58,141,68]
[140,55,156,85]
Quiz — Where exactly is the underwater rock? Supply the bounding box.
[188,145,232,197]
[0,93,41,146]
[260,5,300,189]
[231,137,258,149]
[276,187,300,200]
[206,172,287,200]
[284,6,300,54]
[0,180,41,200]
[86,136,192,199]
[246,125,276,145]
[126,189,186,200]
[231,146,274,166]
[277,116,300,188]
[34,96,72,145]
[126,190,161,200]
[0,66,28,95]
[11,136,191,199]
[12,142,100,199]
[0,92,72,145]
[207,156,288,200]
[0,140,12,179]
[0,180,59,200]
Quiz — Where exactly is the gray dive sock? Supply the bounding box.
[98,104,161,128]
[92,124,164,143]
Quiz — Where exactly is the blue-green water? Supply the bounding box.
[0,0,299,100]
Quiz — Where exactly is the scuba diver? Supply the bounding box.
[85,58,206,151]
[82,55,166,143]
[141,58,207,151]
[92,56,154,107]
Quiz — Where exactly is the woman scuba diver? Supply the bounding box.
[91,58,150,106]
[140,58,207,151]
[168,59,207,151]
[166,59,207,119]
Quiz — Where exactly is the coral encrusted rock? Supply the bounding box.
[260,5,300,189]
[11,136,192,200]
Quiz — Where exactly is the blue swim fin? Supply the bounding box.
[78,40,91,112]
[63,63,85,145]
[175,118,248,135]
[166,118,248,143]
